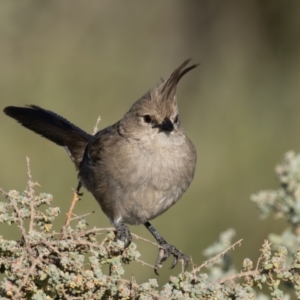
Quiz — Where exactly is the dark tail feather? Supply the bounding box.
[3,105,93,168]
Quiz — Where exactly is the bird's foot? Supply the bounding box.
[114,222,132,249]
[155,241,190,275]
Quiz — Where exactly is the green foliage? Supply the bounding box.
[1,153,300,299]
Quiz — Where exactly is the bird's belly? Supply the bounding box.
[118,184,184,225]
[80,140,196,225]
[108,154,192,225]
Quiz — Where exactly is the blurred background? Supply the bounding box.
[0,0,300,284]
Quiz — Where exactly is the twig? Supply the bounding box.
[130,275,137,299]
[10,197,29,248]
[82,226,116,235]
[218,269,260,284]
[26,156,32,181]
[255,255,262,271]
[131,233,159,247]
[218,263,293,285]
[192,239,243,274]
[93,116,101,135]
[14,255,41,299]
[135,258,155,269]
[26,157,36,233]
[70,211,95,221]
[61,189,80,239]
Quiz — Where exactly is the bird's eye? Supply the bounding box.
[174,114,179,124]
[143,115,152,123]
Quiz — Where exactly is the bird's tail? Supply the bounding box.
[3,105,93,168]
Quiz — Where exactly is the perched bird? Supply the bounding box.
[4,59,198,273]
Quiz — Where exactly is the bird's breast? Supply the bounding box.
[79,133,196,225]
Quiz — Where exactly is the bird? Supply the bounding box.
[3,59,198,274]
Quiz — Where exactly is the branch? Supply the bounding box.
[192,239,243,274]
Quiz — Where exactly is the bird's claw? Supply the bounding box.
[154,242,189,275]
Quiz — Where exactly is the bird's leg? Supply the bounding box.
[114,222,132,249]
[75,181,83,197]
[144,221,189,275]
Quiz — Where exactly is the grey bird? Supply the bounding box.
[3,59,198,273]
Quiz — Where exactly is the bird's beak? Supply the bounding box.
[154,117,174,132]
